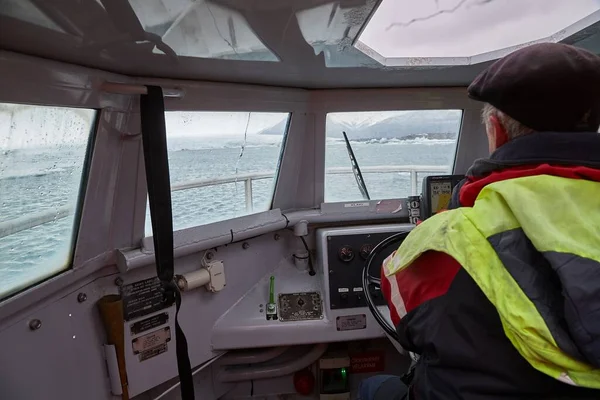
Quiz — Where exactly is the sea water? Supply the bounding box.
[0,138,456,295]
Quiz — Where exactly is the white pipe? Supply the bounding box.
[152,352,226,400]
[219,346,290,366]
[101,82,185,98]
[117,217,288,272]
[176,269,210,291]
[118,212,413,272]
[104,345,122,396]
[219,343,327,383]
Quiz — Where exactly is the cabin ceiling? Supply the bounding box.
[2,0,600,89]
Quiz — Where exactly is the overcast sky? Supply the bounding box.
[360,0,600,58]
[164,112,287,137]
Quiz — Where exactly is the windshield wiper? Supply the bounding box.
[342,131,370,200]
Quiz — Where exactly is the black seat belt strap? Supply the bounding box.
[140,86,195,400]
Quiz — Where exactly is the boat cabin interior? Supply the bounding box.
[2,0,600,399]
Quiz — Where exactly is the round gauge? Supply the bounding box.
[360,244,374,260]
[338,245,355,262]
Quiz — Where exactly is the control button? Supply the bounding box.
[356,293,363,301]
[298,298,305,307]
[340,293,349,302]
[294,370,315,395]
[338,245,355,262]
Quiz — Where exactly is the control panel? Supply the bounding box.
[319,225,410,310]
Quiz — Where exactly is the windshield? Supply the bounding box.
[145,111,290,235]
[325,110,462,202]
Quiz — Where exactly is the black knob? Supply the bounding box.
[338,245,354,262]
[360,244,374,260]
[340,293,349,301]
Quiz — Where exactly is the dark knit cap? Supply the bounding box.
[468,43,600,132]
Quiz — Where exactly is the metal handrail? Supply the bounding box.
[0,165,447,239]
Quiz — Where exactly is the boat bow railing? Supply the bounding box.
[0,165,447,239]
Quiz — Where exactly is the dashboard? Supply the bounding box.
[211,224,412,350]
[317,224,411,331]
[324,232,391,310]
[210,173,465,351]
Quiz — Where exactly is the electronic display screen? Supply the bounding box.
[429,180,453,214]
[421,175,464,220]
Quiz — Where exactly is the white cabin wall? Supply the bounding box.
[453,106,488,174]
[272,112,316,210]
[0,274,115,400]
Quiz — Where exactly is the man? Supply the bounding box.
[362,42,600,399]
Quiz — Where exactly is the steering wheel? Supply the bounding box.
[361,231,411,343]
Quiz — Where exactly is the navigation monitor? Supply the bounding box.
[421,175,465,219]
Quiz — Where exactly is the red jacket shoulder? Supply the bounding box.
[381,251,461,326]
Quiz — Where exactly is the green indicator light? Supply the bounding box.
[269,276,275,304]
[340,368,347,379]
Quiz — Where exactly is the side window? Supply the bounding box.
[145,111,289,234]
[325,110,462,202]
[0,103,96,299]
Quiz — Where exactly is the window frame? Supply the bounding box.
[144,109,294,235]
[0,103,99,300]
[308,87,487,205]
[0,51,138,317]
[135,85,487,247]
[131,86,487,270]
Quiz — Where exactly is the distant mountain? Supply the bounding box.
[259,119,289,135]
[258,110,461,140]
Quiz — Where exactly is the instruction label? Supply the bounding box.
[132,327,171,355]
[139,343,168,362]
[336,314,367,331]
[130,312,169,335]
[344,202,369,208]
[121,277,170,321]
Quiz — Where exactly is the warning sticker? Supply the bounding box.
[130,312,169,335]
[121,277,171,321]
[375,199,403,214]
[350,350,386,374]
[132,327,171,354]
[139,343,168,362]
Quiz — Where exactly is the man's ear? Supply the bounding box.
[490,114,509,149]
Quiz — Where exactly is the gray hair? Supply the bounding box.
[481,103,534,139]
